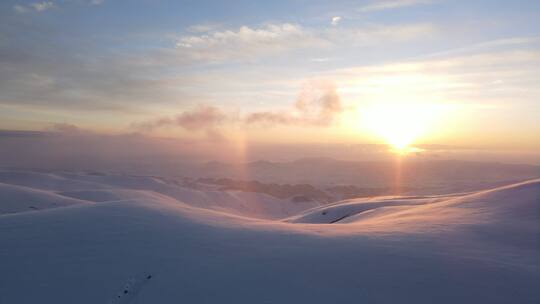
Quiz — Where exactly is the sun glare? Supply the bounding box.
[361,103,442,152]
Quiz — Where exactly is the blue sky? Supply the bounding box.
[0,0,539,149]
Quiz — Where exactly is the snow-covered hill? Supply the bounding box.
[0,169,539,303]
[0,182,90,214]
[0,169,320,219]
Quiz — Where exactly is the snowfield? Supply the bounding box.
[0,169,539,303]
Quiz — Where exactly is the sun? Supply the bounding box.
[361,103,441,152]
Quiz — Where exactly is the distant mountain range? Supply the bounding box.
[193,158,540,194]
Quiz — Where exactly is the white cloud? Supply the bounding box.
[173,22,434,62]
[331,16,342,26]
[14,1,54,13]
[30,1,54,11]
[175,23,329,61]
[359,0,431,12]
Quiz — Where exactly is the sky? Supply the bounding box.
[0,0,539,152]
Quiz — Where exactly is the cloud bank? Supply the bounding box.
[133,81,345,139]
[246,81,343,126]
[133,105,228,141]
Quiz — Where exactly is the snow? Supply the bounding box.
[0,169,320,219]
[0,182,89,215]
[0,169,539,303]
[284,197,445,223]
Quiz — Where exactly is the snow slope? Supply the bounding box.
[284,196,448,223]
[0,170,539,303]
[0,169,320,219]
[0,182,90,214]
